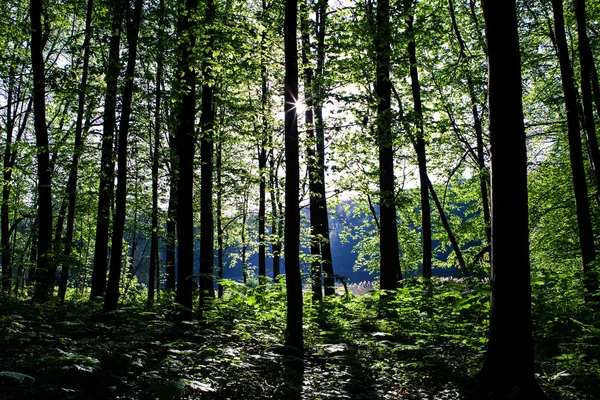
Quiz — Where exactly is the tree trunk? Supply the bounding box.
[480,0,542,395]
[552,0,598,300]
[174,0,198,318]
[30,0,55,301]
[284,0,303,354]
[300,0,323,302]
[375,0,400,290]
[58,0,94,301]
[199,0,216,308]
[575,0,600,203]
[166,133,177,291]
[91,0,125,299]
[314,0,334,296]
[104,0,143,313]
[148,0,165,307]
[217,141,224,298]
[270,153,282,280]
[406,10,432,279]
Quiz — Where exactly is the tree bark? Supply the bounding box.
[104,0,143,313]
[480,0,541,395]
[148,0,165,307]
[30,0,55,301]
[174,0,198,318]
[300,0,323,302]
[375,0,400,289]
[91,0,125,299]
[199,0,216,308]
[405,11,432,279]
[284,0,303,354]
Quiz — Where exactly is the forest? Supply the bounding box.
[1,0,600,398]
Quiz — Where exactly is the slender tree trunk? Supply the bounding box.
[257,0,269,283]
[58,0,94,301]
[552,0,598,300]
[314,0,334,296]
[406,11,432,279]
[375,0,400,289]
[174,0,198,318]
[104,0,143,313]
[91,0,125,299]
[241,196,248,285]
[199,0,216,308]
[448,0,491,248]
[300,0,323,302]
[217,141,224,298]
[30,0,55,301]
[480,0,542,395]
[575,0,600,202]
[284,0,303,354]
[166,131,177,291]
[270,153,282,279]
[148,0,165,307]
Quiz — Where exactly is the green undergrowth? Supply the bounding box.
[0,278,598,399]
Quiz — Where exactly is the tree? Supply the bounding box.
[284,0,303,354]
[104,0,144,313]
[90,0,125,299]
[551,0,598,300]
[199,0,216,308]
[30,0,55,301]
[479,0,543,395]
[174,0,198,317]
[405,2,432,278]
[375,0,400,289]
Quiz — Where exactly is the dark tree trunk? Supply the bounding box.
[199,0,216,308]
[257,0,269,283]
[300,0,323,302]
[217,141,224,298]
[270,154,282,280]
[59,0,94,301]
[406,11,432,279]
[148,0,165,307]
[30,0,55,301]
[166,132,177,291]
[375,0,400,289]
[314,0,334,296]
[575,0,600,202]
[104,0,143,313]
[448,0,491,248]
[174,0,198,318]
[91,0,125,299]
[480,0,542,395]
[284,0,303,354]
[552,0,598,300]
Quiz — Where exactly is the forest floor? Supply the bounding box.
[0,278,598,399]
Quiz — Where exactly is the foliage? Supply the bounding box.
[0,279,598,399]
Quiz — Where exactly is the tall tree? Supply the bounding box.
[284,0,303,354]
[90,0,125,299]
[30,0,54,301]
[575,0,600,201]
[148,0,165,306]
[104,0,144,313]
[199,0,216,307]
[313,0,334,296]
[300,0,323,302]
[58,0,95,301]
[174,0,198,317]
[405,5,432,278]
[375,0,400,289]
[480,0,543,395]
[551,0,598,300]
